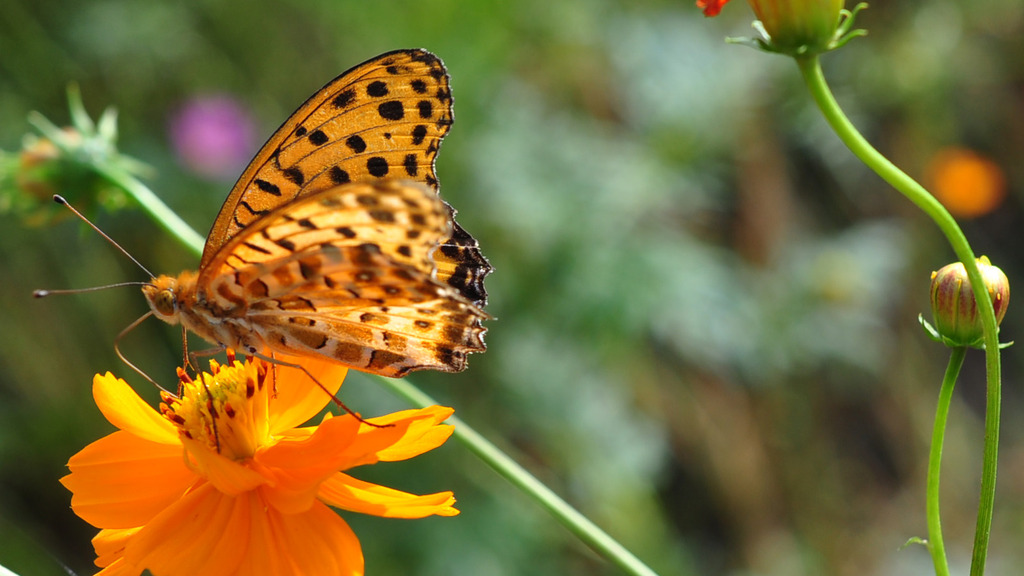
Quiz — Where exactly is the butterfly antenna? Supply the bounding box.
[53,194,155,278]
[114,311,175,396]
[33,281,151,298]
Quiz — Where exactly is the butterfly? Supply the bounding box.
[142,49,491,378]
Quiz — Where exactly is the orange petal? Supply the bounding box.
[330,414,418,470]
[242,499,363,576]
[266,354,348,433]
[61,430,195,529]
[319,472,459,518]
[92,527,141,573]
[181,436,270,496]
[256,415,363,514]
[365,406,455,462]
[233,491,303,576]
[126,483,250,576]
[95,557,142,576]
[93,373,179,445]
[131,486,363,576]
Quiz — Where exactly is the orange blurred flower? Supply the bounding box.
[62,354,458,576]
[927,147,1006,219]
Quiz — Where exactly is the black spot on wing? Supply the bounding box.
[329,166,350,184]
[283,167,304,186]
[417,100,433,119]
[378,101,404,121]
[366,157,389,177]
[308,130,329,146]
[367,81,388,97]
[239,200,270,217]
[411,125,427,146]
[369,210,395,223]
[332,89,356,108]
[255,179,281,196]
[403,153,418,177]
[346,135,367,153]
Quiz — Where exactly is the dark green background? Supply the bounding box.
[2,1,1024,574]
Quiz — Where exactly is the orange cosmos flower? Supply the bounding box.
[927,147,1006,219]
[61,353,458,576]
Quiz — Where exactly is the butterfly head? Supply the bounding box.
[142,275,181,324]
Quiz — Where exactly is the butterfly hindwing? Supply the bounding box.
[196,181,487,376]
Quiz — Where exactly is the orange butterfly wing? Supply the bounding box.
[192,181,486,377]
[201,48,491,308]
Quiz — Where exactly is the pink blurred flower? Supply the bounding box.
[169,95,256,181]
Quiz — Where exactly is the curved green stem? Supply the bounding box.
[795,55,1002,574]
[927,347,966,576]
[107,167,659,576]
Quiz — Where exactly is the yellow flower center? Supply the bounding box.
[160,354,271,462]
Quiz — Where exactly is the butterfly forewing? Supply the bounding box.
[203,49,454,267]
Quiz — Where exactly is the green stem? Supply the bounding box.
[795,55,1002,574]
[95,162,205,257]
[371,373,661,576]
[927,347,966,576]
[109,167,659,576]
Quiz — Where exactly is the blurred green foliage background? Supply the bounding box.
[3,0,1024,574]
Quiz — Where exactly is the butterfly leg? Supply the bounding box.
[185,337,229,381]
[181,327,227,376]
[198,378,222,453]
[115,310,176,396]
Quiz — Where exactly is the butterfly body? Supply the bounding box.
[143,50,490,377]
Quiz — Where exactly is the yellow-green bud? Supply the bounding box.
[930,256,1009,348]
[748,0,845,55]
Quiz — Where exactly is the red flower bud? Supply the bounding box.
[697,0,731,17]
[930,256,1010,348]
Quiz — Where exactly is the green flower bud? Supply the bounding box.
[748,0,845,55]
[1,87,147,224]
[930,256,1010,348]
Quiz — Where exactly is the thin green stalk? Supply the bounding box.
[927,347,966,576]
[110,167,659,576]
[370,373,661,576]
[96,162,205,256]
[795,55,1002,574]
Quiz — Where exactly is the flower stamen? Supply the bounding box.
[160,355,270,460]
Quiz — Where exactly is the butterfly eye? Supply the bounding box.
[153,289,177,317]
